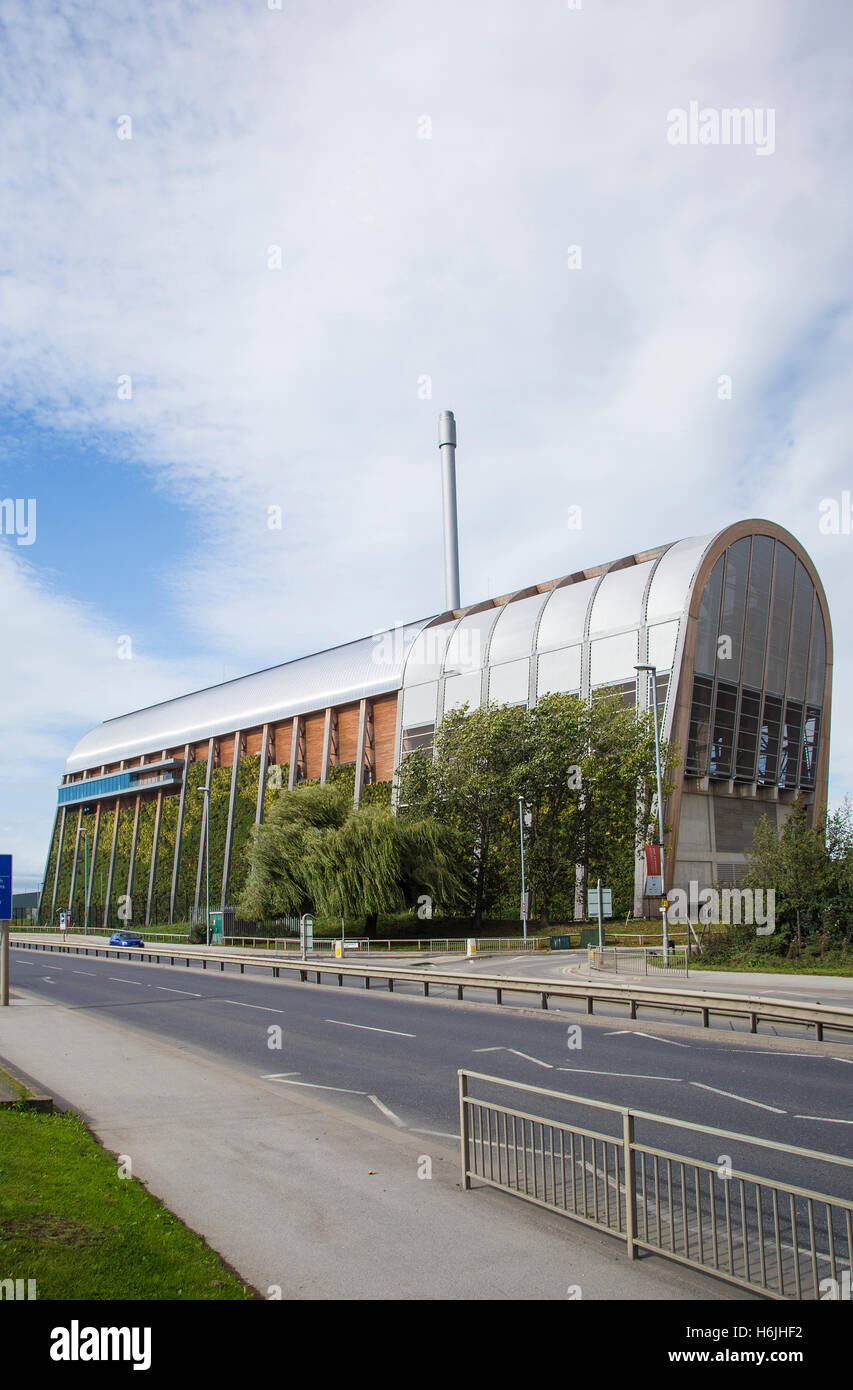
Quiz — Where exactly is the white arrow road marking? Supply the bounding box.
[473,1047,553,1068]
[793,1113,853,1125]
[221,999,285,1013]
[690,1082,786,1113]
[326,1019,415,1037]
[368,1096,406,1127]
[558,1068,682,1081]
[604,1031,690,1046]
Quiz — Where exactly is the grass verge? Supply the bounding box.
[0,1109,256,1300]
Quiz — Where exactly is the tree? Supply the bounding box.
[744,800,839,954]
[238,783,465,934]
[397,702,526,925]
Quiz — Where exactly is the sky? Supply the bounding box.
[1,0,852,890]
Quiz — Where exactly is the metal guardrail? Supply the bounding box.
[9,936,853,1042]
[458,1070,853,1300]
[591,946,690,978]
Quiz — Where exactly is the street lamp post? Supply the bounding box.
[197,787,210,946]
[518,796,530,944]
[636,664,669,956]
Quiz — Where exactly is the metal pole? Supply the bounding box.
[518,796,528,944]
[83,828,88,935]
[648,671,668,956]
[0,923,8,1006]
[597,877,604,951]
[438,410,460,611]
[205,792,210,947]
[197,787,210,946]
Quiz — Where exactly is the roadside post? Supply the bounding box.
[300,913,314,961]
[0,854,12,1006]
[586,884,612,952]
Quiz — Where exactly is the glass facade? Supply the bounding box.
[684,536,826,791]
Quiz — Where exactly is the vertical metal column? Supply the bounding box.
[48,806,66,923]
[146,753,167,927]
[255,724,270,825]
[354,699,368,806]
[103,772,124,929]
[37,806,60,924]
[221,732,242,911]
[169,745,191,924]
[67,807,83,913]
[287,717,301,789]
[194,739,215,918]
[84,804,102,932]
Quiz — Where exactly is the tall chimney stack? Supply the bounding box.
[438,409,460,611]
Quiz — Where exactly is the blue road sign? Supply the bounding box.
[0,855,12,920]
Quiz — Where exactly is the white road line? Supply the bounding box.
[108,977,147,986]
[411,1128,460,1140]
[604,1031,690,1047]
[72,971,97,977]
[368,1095,407,1127]
[832,1057,853,1065]
[557,1068,682,1081]
[326,1019,415,1038]
[156,987,202,997]
[473,1047,553,1068]
[690,1082,786,1113]
[793,1113,853,1125]
[220,1000,285,1014]
[260,1076,367,1095]
[724,1049,832,1058]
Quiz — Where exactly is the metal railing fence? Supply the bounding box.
[591,946,690,978]
[459,1071,853,1300]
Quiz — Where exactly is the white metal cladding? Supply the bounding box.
[399,533,716,747]
[65,532,720,778]
[64,622,431,774]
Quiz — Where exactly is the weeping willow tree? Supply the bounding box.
[237,783,465,934]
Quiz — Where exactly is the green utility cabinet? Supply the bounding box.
[210,911,224,943]
[549,934,573,951]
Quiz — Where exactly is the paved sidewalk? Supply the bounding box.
[0,987,751,1301]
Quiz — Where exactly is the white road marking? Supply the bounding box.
[690,1082,786,1113]
[473,1047,553,1068]
[261,1075,367,1095]
[326,1019,415,1038]
[72,971,97,977]
[604,1031,690,1047]
[793,1114,853,1125]
[108,977,147,986]
[220,1000,285,1013]
[411,1128,460,1140]
[557,1068,682,1081]
[368,1095,407,1127]
[156,987,202,997]
[831,1057,853,1065]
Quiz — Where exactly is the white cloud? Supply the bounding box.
[1,0,852,876]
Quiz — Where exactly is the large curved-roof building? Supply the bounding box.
[40,519,832,927]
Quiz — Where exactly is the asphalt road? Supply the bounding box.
[7,942,853,1204]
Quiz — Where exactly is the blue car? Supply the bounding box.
[110,930,144,947]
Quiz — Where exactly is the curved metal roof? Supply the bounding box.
[64,622,430,773]
[68,525,808,776]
